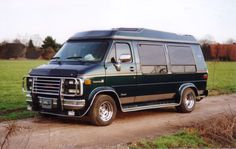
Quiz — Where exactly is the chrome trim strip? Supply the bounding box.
[33,88,59,93]
[26,99,32,102]
[40,111,81,118]
[35,79,60,83]
[26,94,31,98]
[34,85,60,89]
[34,82,60,86]
[92,79,104,84]
[122,103,179,112]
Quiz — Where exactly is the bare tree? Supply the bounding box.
[226,38,236,44]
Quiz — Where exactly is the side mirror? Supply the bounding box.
[119,54,131,63]
[111,57,121,71]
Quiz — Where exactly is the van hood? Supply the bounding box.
[29,63,98,77]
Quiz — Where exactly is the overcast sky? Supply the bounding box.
[0,0,236,44]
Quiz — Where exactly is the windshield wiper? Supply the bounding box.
[66,56,83,59]
[51,56,60,60]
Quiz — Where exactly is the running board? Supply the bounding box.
[121,102,179,112]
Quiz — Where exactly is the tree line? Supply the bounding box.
[0,36,61,60]
[1,36,236,61]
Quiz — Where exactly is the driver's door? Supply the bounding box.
[105,41,137,104]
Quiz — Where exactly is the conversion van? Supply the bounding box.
[23,28,208,126]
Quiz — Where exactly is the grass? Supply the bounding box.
[130,130,209,149]
[207,62,236,95]
[0,61,235,121]
[130,111,236,148]
[0,60,47,121]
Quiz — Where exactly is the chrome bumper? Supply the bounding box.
[26,94,85,111]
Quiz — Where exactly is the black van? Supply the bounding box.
[23,28,208,126]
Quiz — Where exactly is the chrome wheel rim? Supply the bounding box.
[99,101,113,122]
[184,93,195,109]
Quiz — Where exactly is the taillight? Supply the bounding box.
[203,74,208,80]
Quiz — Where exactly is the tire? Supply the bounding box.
[89,94,117,126]
[176,88,196,113]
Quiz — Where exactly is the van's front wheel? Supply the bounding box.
[176,88,196,113]
[89,94,117,126]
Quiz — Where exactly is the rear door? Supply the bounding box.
[105,41,137,104]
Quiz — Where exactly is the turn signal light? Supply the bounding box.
[84,79,92,85]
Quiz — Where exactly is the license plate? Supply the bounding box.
[42,99,52,109]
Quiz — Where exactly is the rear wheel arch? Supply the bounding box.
[178,83,198,103]
[176,87,197,113]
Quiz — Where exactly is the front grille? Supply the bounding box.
[33,77,61,95]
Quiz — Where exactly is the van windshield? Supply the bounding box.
[52,41,109,62]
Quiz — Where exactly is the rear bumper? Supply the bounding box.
[196,89,208,101]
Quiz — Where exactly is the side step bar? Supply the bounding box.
[121,102,179,112]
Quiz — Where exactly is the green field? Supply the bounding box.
[207,62,236,95]
[0,60,48,121]
[0,60,235,121]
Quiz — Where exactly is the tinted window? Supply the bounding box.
[168,45,195,65]
[191,45,207,72]
[138,44,167,65]
[138,44,167,74]
[167,45,196,73]
[141,65,167,74]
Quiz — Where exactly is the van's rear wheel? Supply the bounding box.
[176,88,196,113]
[89,94,117,126]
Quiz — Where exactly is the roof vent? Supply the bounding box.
[117,28,143,32]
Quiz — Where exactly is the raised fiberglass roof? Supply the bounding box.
[69,28,198,44]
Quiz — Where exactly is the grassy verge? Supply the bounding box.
[130,130,209,149]
[130,112,236,148]
[0,60,47,121]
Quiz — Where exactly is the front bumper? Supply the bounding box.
[26,94,85,111]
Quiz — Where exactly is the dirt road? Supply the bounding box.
[1,94,236,149]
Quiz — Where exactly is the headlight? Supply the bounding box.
[62,79,80,95]
[68,89,77,93]
[26,77,33,91]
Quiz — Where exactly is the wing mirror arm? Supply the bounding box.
[111,54,131,71]
[111,57,121,71]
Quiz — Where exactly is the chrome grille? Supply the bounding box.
[33,77,61,95]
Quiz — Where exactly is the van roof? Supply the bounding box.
[69,28,198,44]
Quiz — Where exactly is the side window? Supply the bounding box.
[138,44,168,74]
[115,43,132,63]
[167,45,196,73]
[107,43,132,63]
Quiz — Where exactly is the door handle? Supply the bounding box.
[130,66,135,72]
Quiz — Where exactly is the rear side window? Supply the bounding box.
[167,45,196,73]
[138,44,168,74]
